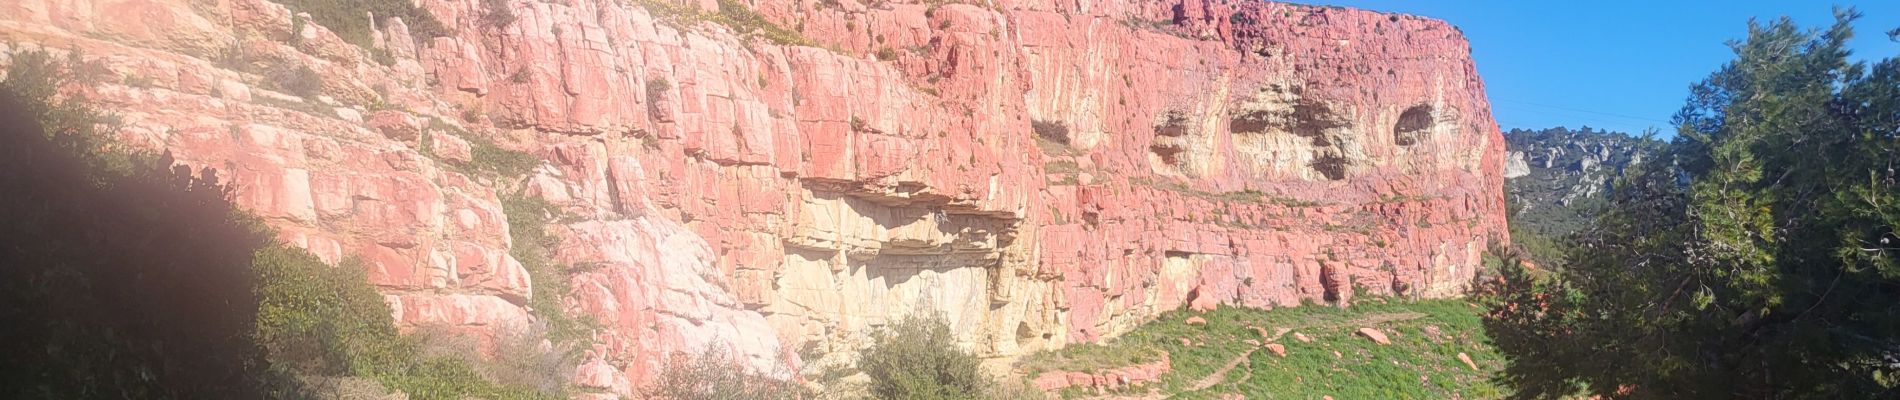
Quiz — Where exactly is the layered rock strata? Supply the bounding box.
[0,0,1506,394]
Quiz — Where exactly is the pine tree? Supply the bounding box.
[1484,9,1900,399]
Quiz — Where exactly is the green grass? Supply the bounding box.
[1016,341,1165,377]
[1034,134,1083,157]
[499,194,598,349]
[278,0,448,50]
[1017,299,1504,399]
[1127,176,1327,208]
[632,0,815,47]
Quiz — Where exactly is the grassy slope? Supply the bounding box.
[1018,299,1504,399]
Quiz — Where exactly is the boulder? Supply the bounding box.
[1356,328,1392,345]
[368,110,423,141]
[428,130,472,163]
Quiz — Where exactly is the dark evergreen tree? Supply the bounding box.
[0,50,274,398]
[1482,10,1900,399]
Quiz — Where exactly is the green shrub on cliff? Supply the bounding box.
[631,0,815,47]
[470,135,541,177]
[858,314,992,400]
[500,193,598,350]
[254,247,406,377]
[639,314,1040,399]
[278,0,448,50]
[251,245,562,400]
[639,346,809,400]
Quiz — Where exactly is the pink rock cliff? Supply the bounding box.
[0,0,1505,394]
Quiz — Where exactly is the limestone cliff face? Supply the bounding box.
[1504,127,1653,237]
[0,0,1505,394]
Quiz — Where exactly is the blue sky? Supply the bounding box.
[1298,1,1900,136]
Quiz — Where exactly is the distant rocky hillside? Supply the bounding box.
[1503,127,1655,238]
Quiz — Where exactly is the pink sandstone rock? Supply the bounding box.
[428,130,472,164]
[1032,373,1068,392]
[573,359,622,390]
[367,110,422,141]
[1357,328,1392,345]
[1458,352,1479,371]
[1031,350,1173,392]
[1265,343,1287,358]
[0,0,1508,394]
[1186,316,1208,326]
[1294,332,1312,343]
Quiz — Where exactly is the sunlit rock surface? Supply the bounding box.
[0,0,1506,394]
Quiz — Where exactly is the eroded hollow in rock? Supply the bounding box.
[1151,110,1193,169]
[1150,143,1187,166]
[1288,103,1344,147]
[1229,97,1355,180]
[1311,154,1350,181]
[1394,105,1433,146]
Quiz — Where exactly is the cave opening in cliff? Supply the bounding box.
[1395,105,1433,146]
[1230,110,1275,134]
[1290,103,1343,147]
[1151,111,1193,169]
[1311,155,1350,180]
[1150,142,1186,166]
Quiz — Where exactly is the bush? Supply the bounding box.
[255,242,563,400]
[0,49,275,398]
[278,0,449,50]
[296,375,397,399]
[857,314,989,400]
[646,76,672,113]
[254,247,407,377]
[263,61,323,99]
[632,0,814,46]
[640,346,807,400]
[468,135,540,177]
[482,0,518,28]
[1031,119,1069,145]
[482,323,578,394]
[499,194,597,350]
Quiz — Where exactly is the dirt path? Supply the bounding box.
[1184,347,1259,393]
[1352,311,1427,326]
